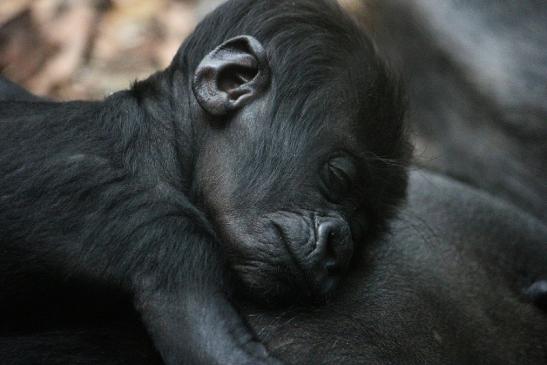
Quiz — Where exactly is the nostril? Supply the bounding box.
[317,220,342,245]
[317,220,338,242]
[317,220,340,260]
[267,212,352,298]
[315,219,351,269]
[325,259,340,275]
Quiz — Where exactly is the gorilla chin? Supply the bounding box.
[219,209,355,304]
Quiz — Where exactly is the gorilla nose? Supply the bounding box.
[268,212,354,297]
[309,218,354,294]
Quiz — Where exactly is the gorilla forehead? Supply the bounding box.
[179,0,405,146]
[189,0,408,209]
[180,0,392,110]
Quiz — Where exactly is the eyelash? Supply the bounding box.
[320,155,357,203]
[328,164,351,188]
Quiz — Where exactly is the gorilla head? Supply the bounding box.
[0,1,411,364]
[169,0,411,302]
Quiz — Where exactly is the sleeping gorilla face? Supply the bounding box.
[184,0,410,302]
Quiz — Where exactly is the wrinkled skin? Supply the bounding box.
[0,1,409,364]
[252,170,547,364]
[181,0,410,302]
[1,1,547,364]
[193,86,404,300]
[1,170,546,365]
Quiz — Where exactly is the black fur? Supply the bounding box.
[1,171,546,365]
[368,0,547,224]
[0,1,410,364]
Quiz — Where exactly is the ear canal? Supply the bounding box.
[218,63,258,98]
[192,35,270,117]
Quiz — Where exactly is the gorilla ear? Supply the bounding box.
[192,35,270,117]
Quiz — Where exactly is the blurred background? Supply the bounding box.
[0,0,362,99]
[0,0,204,99]
[1,0,545,221]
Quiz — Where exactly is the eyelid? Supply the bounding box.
[320,154,358,203]
[328,155,357,180]
[329,162,350,182]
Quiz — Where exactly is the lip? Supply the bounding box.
[270,221,315,296]
[270,220,342,298]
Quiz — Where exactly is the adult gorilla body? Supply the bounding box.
[366,0,547,223]
[2,170,546,365]
[3,1,545,364]
[0,1,408,364]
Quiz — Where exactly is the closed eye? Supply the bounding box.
[320,155,357,203]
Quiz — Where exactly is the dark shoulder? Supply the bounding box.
[393,169,547,295]
[405,169,547,240]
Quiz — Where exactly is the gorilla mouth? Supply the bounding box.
[269,212,353,299]
[216,208,354,302]
[270,221,319,296]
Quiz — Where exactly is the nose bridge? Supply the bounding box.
[266,209,354,296]
[270,211,353,262]
[269,211,349,244]
[314,212,347,230]
[268,211,314,253]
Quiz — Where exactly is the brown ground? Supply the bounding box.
[0,0,199,100]
[0,0,364,100]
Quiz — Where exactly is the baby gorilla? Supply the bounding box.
[0,0,410,364]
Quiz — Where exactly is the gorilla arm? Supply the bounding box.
[2,170,545,365]
[0,97,281,365]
